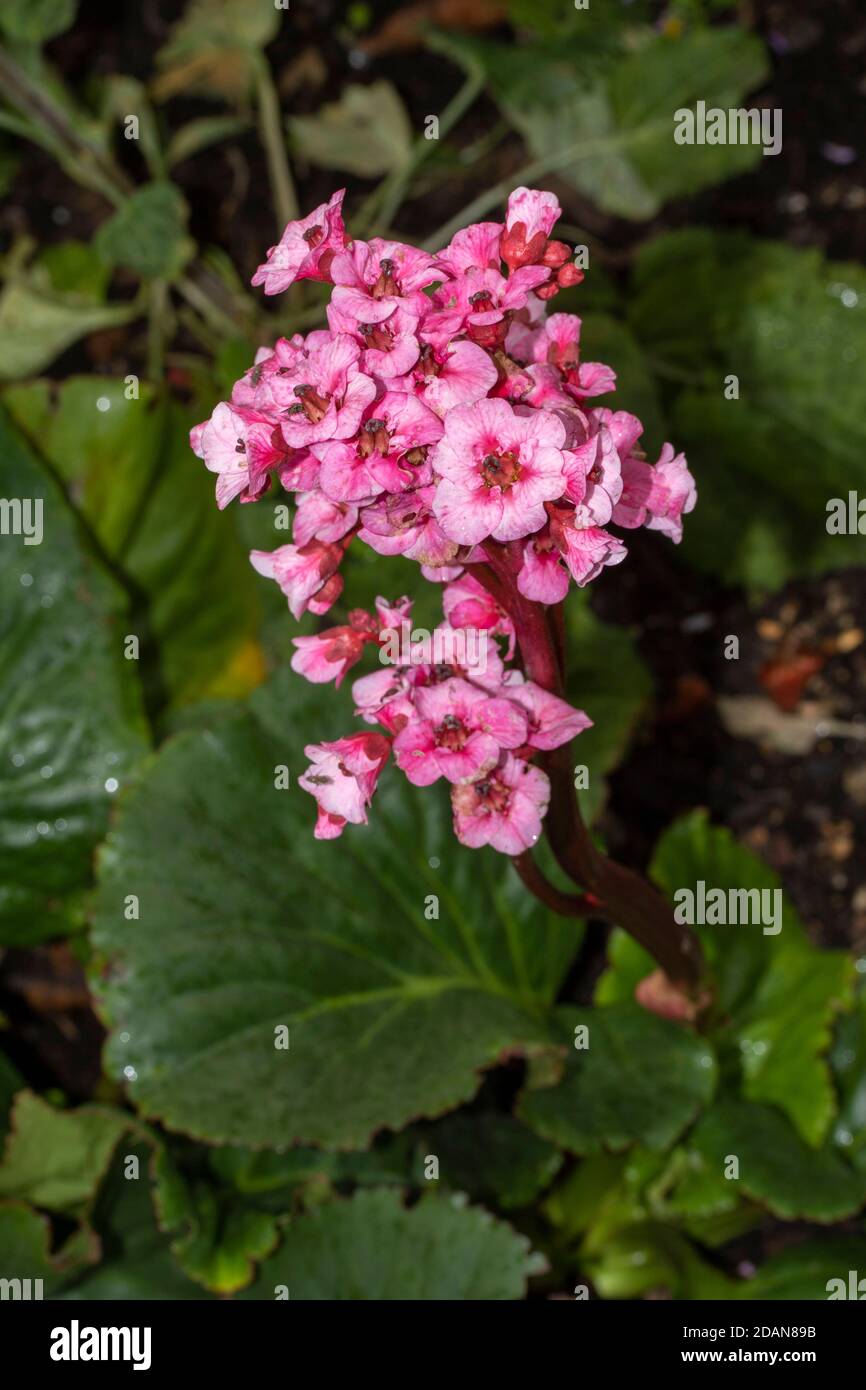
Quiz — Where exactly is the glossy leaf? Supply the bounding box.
[519,1003,716,1154]
[0,409,147,944]
[93,672,582,1148]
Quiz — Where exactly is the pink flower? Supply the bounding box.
[451,755,550,854]
[507,682,592,751]
[393,677,527,786]
[562,414,622,526]
[293,492,358,546]
[500,186,561,271]
[571,361,616,400]
[430,266,549,349]
[432,398,567,545]
[277,335,377,449]
[596,408,644,460]
[250,539,344,619]
[352,667,414,731]
[327,300,421,379]
[291,609,378,687]
[251,189,346,295]
[549,510,627,587]
[329,237,439,321]
[299,732,390,838]
[434,222,504,277]
[443,573,515,655]
[412,339,498,417]
[405,624,507,693]
[358,488,460,568]
[197,186,700,857]
[517,534,570,604]
[190,402,288,509]
[612,444,697,542]
[314,392,443,502]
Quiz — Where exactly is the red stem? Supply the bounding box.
[471,545,705,991]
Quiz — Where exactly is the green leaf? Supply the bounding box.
[55,1142,210,1300]
[421,1112,562,1209]
[830,990,866,1170]
[0,275,139,382]
[0,1202,96,1296]
[599,812,855,1147]
[629,230,866,588]
[742,1239,866,1300]
[239,1188,545,1299]
[518,1003,716,1154]
[93,671,581,1148]
[95,183,194,281]
[4,378,167,555]
[290,83,413,179]
[0,1092,130,1213]
[0,0,77,42]
[0,409,148,945]
[153,0,279,104]
[564,592,652,823]
[123,400,265,705]
[689,1097,866,1222]
[585,1221,735,1299]
[153,1147,278,1294]
[38,241,111,299]
[3,384,264,709]
[451,27,767,220]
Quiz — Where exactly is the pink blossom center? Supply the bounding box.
[289,384,331,423]
[359,322,393,352]
[455,774,511,818]
[373,258,400,298]
[436,713,467,751]
[481,450,521,489]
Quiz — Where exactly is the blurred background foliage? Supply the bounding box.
[1,0,865,1300]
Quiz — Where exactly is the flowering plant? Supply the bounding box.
[192,186,702,991]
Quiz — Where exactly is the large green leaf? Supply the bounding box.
[598,812,854,1147]
[3,382,264,708]
[0,409,147,944]
[629,230,866,588]
[92,672,582,1148]
[444,27,767,220]
[239,1188,545,1299]
[518,1003,716,1154]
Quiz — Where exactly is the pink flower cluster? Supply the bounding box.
[192,186,696,854]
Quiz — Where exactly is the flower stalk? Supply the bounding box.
[472,542,706,991]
